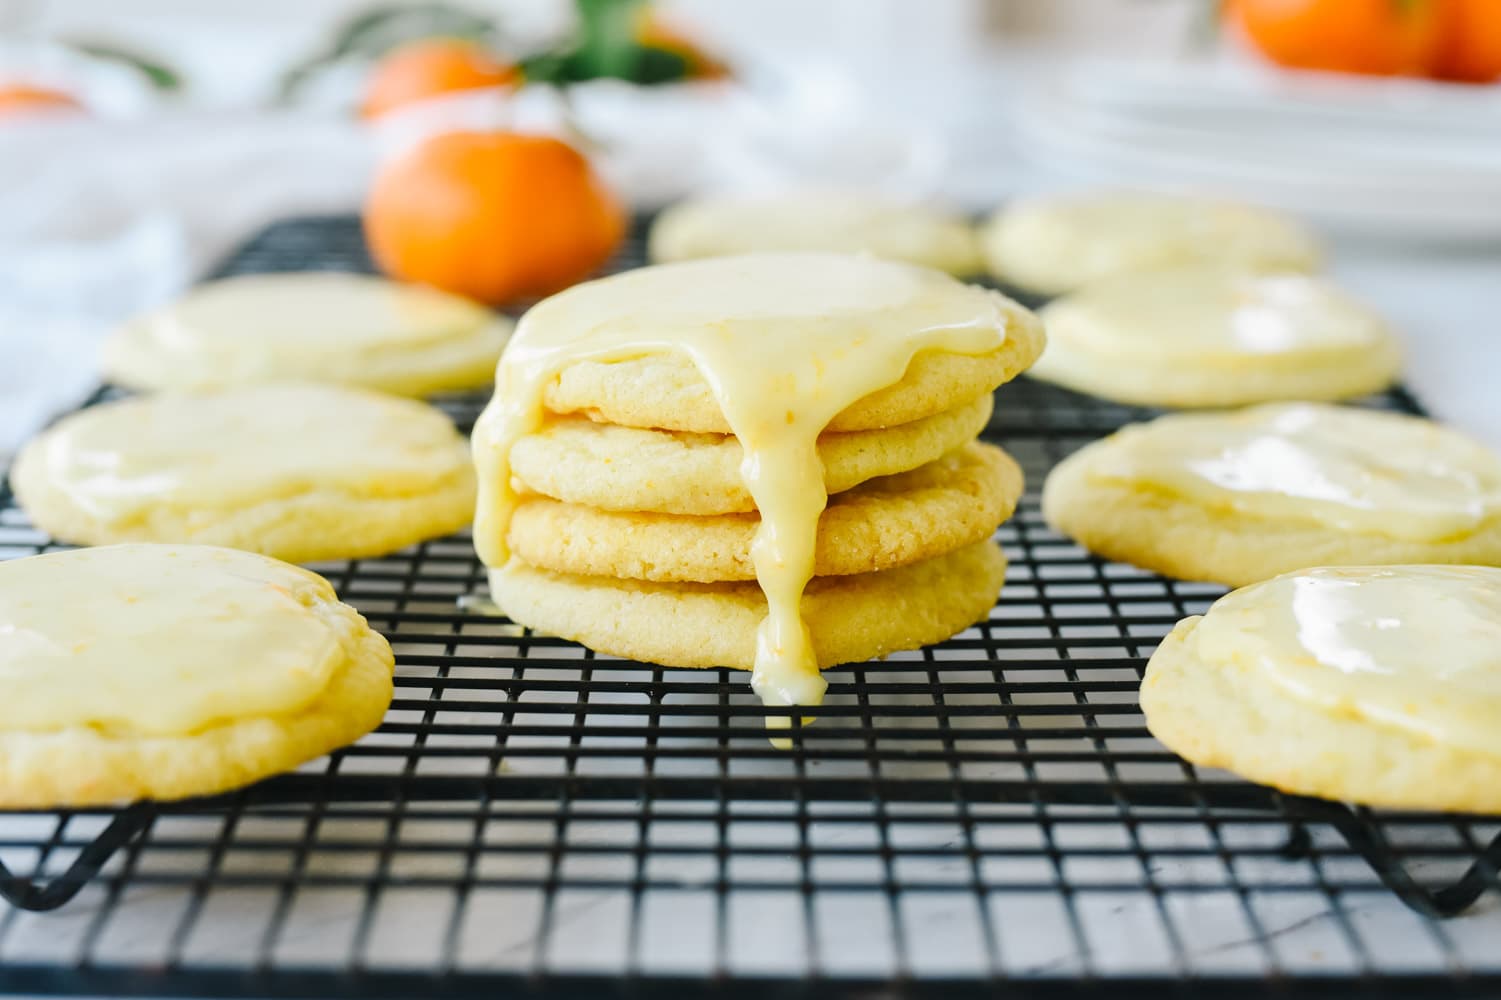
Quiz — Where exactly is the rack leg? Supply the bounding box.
[1280,824,1313,859]
[0,804,155,912]
[1282,796,1501,919]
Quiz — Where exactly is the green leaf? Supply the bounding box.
[327,3,495,60]
[66,40,182,91]
[572,0,646,81]
[518,51,574,86]
[1185,0,1226,52]
[276,2,499,104]
[633,44,691,85]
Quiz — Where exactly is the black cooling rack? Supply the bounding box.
[2,216,1499,999]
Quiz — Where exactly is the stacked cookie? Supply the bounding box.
[475,253,1045,703]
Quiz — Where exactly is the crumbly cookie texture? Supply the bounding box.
[509,442,1021,582]
[490,539,1006,671]
[541,326,1044,435]
[510,393,993,515]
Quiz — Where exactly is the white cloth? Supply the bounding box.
[0,113,372,454]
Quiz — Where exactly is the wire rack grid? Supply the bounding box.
[1,216,1499,999]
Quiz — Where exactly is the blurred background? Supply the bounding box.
[2,0,1499,451]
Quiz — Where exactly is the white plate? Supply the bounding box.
[1013,59,1501,243]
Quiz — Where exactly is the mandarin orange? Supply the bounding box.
[361,39,520,120]
[364,130,625,306]
[1227,0,1442,77]
[0,83,83,118]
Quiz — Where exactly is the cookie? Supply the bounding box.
[1143,566,1501,813]
[490,539,1006,671]
[102,272,512,396]
[509,442,1021,582]
[475,252,1041,715]
[12,383,476,563]
[1043,403,1501,587]
[0,544,393,808]
[1032,267,1401,407]
[518,254,1044,434]
[510,393,992,515]
[982,191,1321,296]
[649,192,981,275]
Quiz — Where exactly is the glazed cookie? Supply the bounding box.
[102,272,512,396]
[475,252,1041,713]
[1143,566,1501,812]
[650,192,982,275]
[510,393,993,515]
[982,192,1321,296]
[0,544,393,808]
[1043,403,1501,587]
[508,442,1021,582]
[1032,267,1401,407]
[490,539,1006,672]
[520,255,1044,434]
[12,383,476,563]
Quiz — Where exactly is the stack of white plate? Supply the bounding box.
[1014,59,1501,244]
